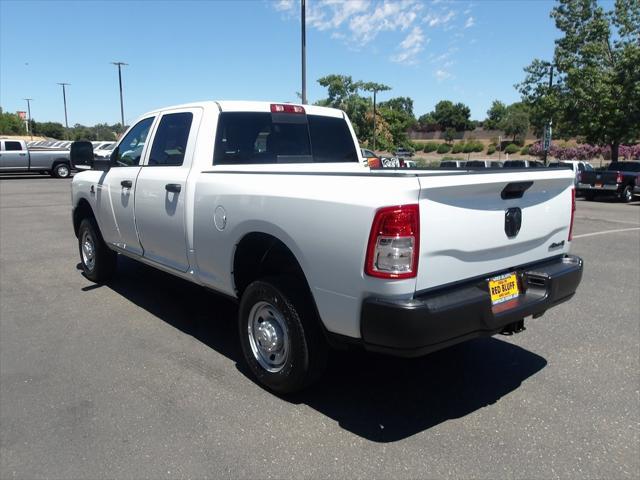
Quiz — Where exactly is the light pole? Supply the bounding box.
[111,61,128,127]
[301,0,307,104]
[57,82,70,131]
[23,98,33,139]
[542,63,554,165]
[362,83,390,151]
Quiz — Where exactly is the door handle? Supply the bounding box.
[165,183,181,193]
[19,153,27,156]
[121,180,133,188]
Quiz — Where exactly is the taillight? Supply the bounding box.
[568,188,576,241]
[616,172,623,184]
[271,103,305,114]
[368,157,382,168]
[365,204,420,279]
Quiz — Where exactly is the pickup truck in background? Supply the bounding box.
[70,101,583,393]
[577,161,640,202]
[0,139,72,178]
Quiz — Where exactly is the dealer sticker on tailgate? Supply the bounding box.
[488,272,520,305]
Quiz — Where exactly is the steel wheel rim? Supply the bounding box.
[625,189,632,202]
[58,165,69,177]
[81,230,96,271]
[247,301,289,373]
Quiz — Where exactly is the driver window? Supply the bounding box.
[112,117,154,167]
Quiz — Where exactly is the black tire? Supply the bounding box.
[78,217,116,283]
[52,162,71,178]
[620,185,633,203]
[238,276,328,394]
[584,192,595,201]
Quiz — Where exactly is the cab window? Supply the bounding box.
[112,117,154,167]
[148,112,193,166]
[4,141,23,151]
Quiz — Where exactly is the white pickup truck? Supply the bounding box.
[70,101,583,393]
[0,139,72,177]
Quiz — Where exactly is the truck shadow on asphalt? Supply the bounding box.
[94,256,547,443]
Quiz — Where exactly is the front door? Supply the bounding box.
[104,116,155,255]
[0,141,29,170]
[135,109,199,272]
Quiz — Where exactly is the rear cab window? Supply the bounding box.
[213,111,358,165]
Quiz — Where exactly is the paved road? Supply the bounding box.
[1,175,638,479]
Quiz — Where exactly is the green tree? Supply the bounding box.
[417,112,436,126]
[378,96,414,117]
[485,100,508,130]
[499,104,530,142]
[518,0,640,161]
[443,128,456,144]
[428,100,472,131]
[32,121,66,139]
[0,109,27,135]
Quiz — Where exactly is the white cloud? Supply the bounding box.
[307,0,370,31]
[349,0,422,45]
[390,26,427,65]
[269,0,475,66]
[435,69,452,81]
[274,0,295,12]
[424,10,455,28]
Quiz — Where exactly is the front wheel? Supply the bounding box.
[238,277,327,394]
[52,163,71,178]
[78,218,116,283]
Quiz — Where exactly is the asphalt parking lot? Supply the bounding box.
[1,175,638,479]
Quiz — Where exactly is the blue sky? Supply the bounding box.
[0,0,601,126]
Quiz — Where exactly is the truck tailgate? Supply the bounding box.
[416,169,574,292]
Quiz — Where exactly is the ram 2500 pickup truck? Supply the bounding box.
[70,101,583,393]
[578,161,640,202]
[0,139,72,178]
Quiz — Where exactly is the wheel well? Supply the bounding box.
[233,233,308,297]
[73,199,95,237]
[53,158,70,167]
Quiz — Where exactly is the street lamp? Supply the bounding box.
[23,98,33,139]
[111,61,128,127]
[57,82,70,131]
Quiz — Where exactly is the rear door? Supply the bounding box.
[415,169,575,292]
[134,108,200,272]
[0,141,29,170]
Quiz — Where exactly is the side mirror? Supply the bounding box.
[92,156,112,172]
[70,141,94,170]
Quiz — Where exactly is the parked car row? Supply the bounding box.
[578,161,640,202]
[0,139,72,177]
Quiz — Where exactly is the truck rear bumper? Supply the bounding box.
[577,182,619,193]
[360,255,583,358]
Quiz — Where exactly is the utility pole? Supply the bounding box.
[111,62,128,127]
[57,82,70,131]
[373,90,377,150]
[543,63,554,165]
[301,0,307,104]
[24,98,33,140]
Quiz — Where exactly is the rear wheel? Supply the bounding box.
[52,162,71,178]
[238,276,327,394]
[620,186,633,203]
[78,218,116,283]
